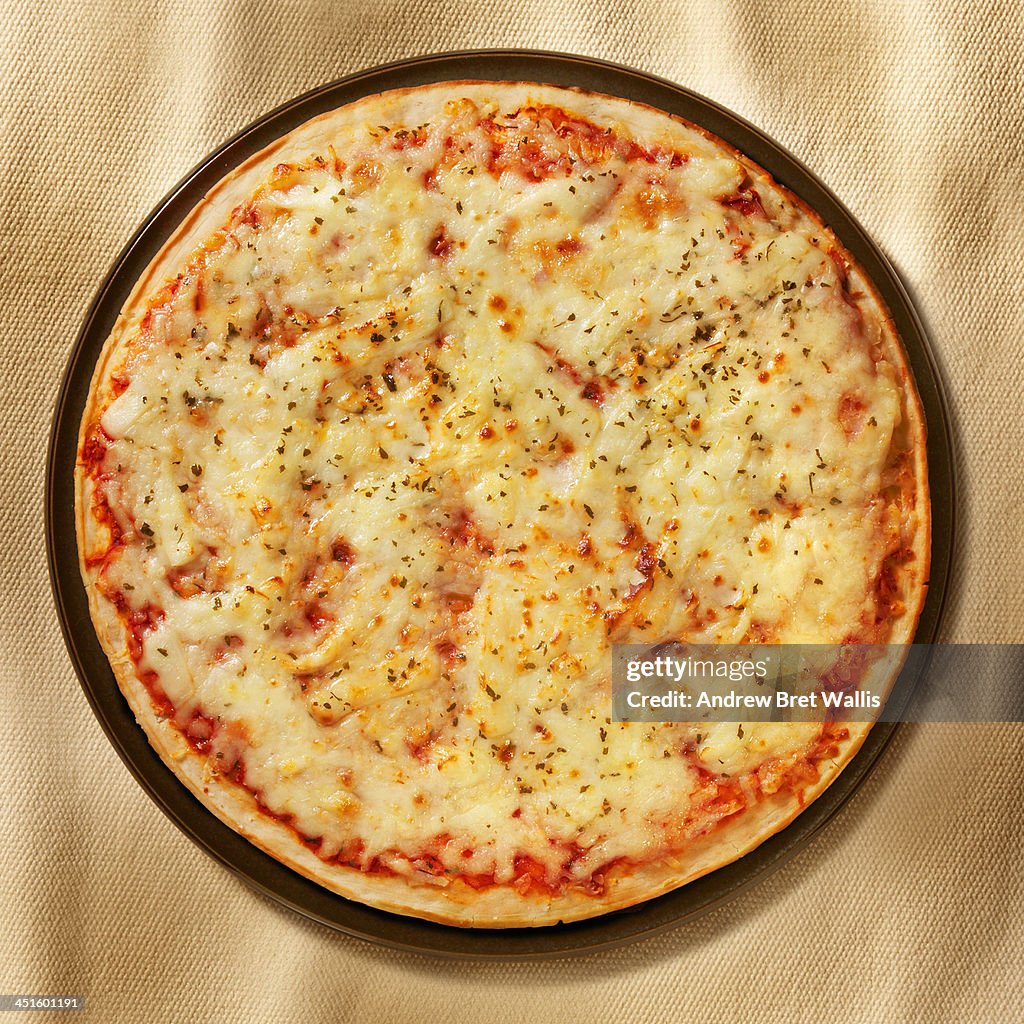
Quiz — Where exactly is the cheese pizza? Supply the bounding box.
[76,82,929,926]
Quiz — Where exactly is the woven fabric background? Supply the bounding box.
[2,1,1021,1020]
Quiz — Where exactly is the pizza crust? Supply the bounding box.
[76,81,930,928]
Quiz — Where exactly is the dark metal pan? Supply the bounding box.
[46,49,955,959]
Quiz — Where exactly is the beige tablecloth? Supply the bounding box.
[2,2,1022,1021]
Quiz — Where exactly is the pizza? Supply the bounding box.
[76,81,929,927]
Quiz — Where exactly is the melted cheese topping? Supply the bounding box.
[83,94,907,890]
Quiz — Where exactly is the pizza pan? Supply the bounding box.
[47,49,955,959]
